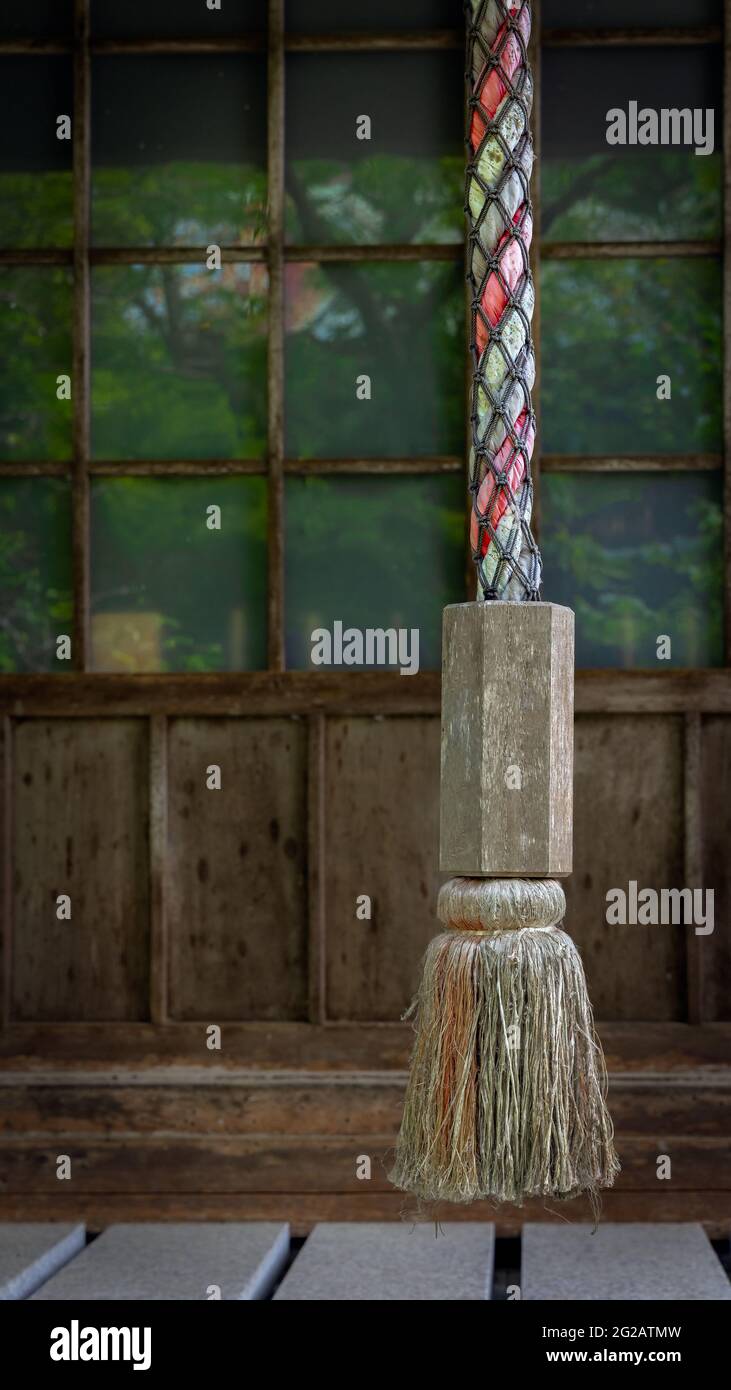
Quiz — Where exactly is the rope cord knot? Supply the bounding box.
[437,876,567,933]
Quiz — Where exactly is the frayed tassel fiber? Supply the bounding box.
[390,922,619,1206]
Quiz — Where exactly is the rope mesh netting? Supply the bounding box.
[466,0,542,601]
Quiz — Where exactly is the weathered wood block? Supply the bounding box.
[440,601,573,877]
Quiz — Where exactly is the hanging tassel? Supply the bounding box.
[391,600,619,1209]
[391,878,619,1205]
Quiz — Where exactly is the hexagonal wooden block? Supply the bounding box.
[440,601,574,878]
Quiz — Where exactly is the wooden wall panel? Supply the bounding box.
[12,719,150,1021]
[1,1077,728,1140]
[701,716,731,1020]
[324,716,442,1021]
[2,1020,728,1072]
[568,715,685,1021]
[0,1136,726,1196]
[1,1191,728,1238]
[167,718,307,1021]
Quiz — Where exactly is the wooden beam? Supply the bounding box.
[724,0,731,661]
[286,31,461,52]
[543,27,722,48]
[92,32,463,55]
[1,27,722,56]
[1,1073,727,1137]
[92,37,265,54]
[574,669,731,714]
[683,713,705,1025]
[148,716,168,1025]
[92,457,462,475]
[0,1021,728,1072]
[0,672,442,717]
[267,0,285,671]
[0,249,72,265]
[0,40,71,54]
[0,1134,726,1194]
[0,455,720,478]
[71,0,91,671]
[1,669,731,717]
[3,456,721,480]
[307,714,326,1024]
[543,453,723,473]
[88,459,266,476]
[543,240,721,260]
[88,247,267,265]
[284,243,461,262]
[0,462,70,477]
[0,1189,726,1237]
[0,718,12,1029]
[0,244,459,266]
[282,456,463,474]
[0,240,719,268]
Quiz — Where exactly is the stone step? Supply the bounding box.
[522,1222,731,1301]
[0,1223,85,1301]
[32,1222,289,1301]
[275,1221,495,1301]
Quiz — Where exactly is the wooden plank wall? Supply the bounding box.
[3,707,725,1026]
[166,718,308,1021]
[0,691,729,1232]
[12,720,150,1021]
[0,1024,728,1235]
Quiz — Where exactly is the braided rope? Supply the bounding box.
[466,0,542,601]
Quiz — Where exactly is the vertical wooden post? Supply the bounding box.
[0,718,12,1028]
[72,0,91,669]
[307,712,326,1023]
[440,601,574,877]
[149,716,168,1023]
[724,0,731,660]
[267,0,286,670]
[683,711,704,1023]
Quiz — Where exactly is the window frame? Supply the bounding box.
[0,3,726,674]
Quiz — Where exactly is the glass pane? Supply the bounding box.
[286,1,459,32]
[285,261,464,457]
[542,48,722,241]
[91,264,268,460]
[91,1,266,37]
[543,1,721,26]
[0,2,72,37]
[0,479,72,673]
[541,258,722,455]
[0,58,73,247]
[91,477,267,671]
[285,475,465,670]
[92,57,267,246]
[0,269,73,461]
[285,52,463,245]
[541,472,723,668]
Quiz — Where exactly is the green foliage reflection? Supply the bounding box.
[91,476,267,671]
[0,480,72,672]
[542,258,722,455]
[542,472,723,667]
[92,263,268,459]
